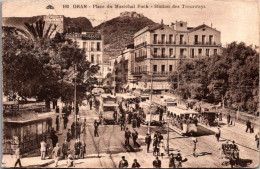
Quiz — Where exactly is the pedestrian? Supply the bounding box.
[56,106,60,114]
[132,159,141,168]
[63,116,68,129]
[132,129,138,146]
[40,140,47,160]
[153,138,159,156]
[67,129,71,143]
[81,119,87,139]
[94,120,100,137]
[51,133,58,149]
[14,146,22,167]
[152,156,162,168]
[230,152,236,168]
[230,140,238,150]
[89,100,92,110]
[132,118,137,128]
[74,139,81,159]
[128,113,132,124]
[227,113,231,126]
[255,132,259,149]
[120,117,125,131]
[62,139,69,159]
[246,119,251,132]
[80,141,86,159]
[251,123,254,133]
[192,137,198,157]
[56,115,60,132]
[124,128,131,146]
[233,149,239,166]
[52,143,61,167]
[175,153,183,168]
[169,153,176,168]
[118,156,128,168]
[215,127,221,142]
[71,122,75,138]
[67,154,75,167]
[219,112,222,121]
[145,133,152,153]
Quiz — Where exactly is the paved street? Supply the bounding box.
[2,99,259,168]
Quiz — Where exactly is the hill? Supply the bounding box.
[94,14,156,60]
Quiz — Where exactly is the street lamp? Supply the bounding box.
[166,114,170,155]
[148,72,153,134]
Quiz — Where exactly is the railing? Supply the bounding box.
[194,41,220,46]
[135,41,147,49]
[152,54,170,58]
[179,41,187,45]
[135,55,147,62]
[153,41,176,45]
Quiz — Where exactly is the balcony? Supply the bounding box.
[153,41,176,45]
[179,41,187,45]
[131,71,148,75]
[135,55,147,62]
[194,41,220,46]
[151,54,170,58]
[135,41,147,49]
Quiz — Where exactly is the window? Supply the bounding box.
[83,42,87,49]
[154,34,158,44]
[209,35,213,44]
[97,42,101,51]
[161,34,165,44]
[202,35,206,44]
[169,65,173,72]
[153,65,157,72]
[154,48,158,55]
[161,48,165,57]
[194,35,198,44]
[206,49,210,56]
[91,54,94,63]
[161,65,165,72]
[169,48,173,57]
[180,35,184,44]
[180,48,185,56]
[214,49,217,55]
[91,42,95,51]
[180,23,183,27]
[198,49,202,55]
[97,54,100,64]
[190,48,195,58]
[169,34,173,44]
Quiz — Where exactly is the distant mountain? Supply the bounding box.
[94,13,156,60]
[2,16,94,32]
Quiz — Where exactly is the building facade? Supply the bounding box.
[132,21,222,91]
[67,32,104,85]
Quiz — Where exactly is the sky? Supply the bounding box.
[2,0,260,46]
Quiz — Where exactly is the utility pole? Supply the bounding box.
[148,73,153,134]
[74,64,77,139]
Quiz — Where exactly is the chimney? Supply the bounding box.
[161,19,164,25]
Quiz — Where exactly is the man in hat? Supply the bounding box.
[175,153,183,168]
[230,141,238,151]
[145,133,152,153]
[119,156,128,168]
[94,120,100,137]
[132,159,141,168]
[169,153,176,168]
[215,128,221,142]
[14,146,22,167]
[52,143,61,167]
[40,140,47,160]
[152,156,162,168]
[192,137,198,157]
[125,128,131,146]
[62,139,69,159]
[132,129,139,146]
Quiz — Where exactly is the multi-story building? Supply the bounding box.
[109,44,135,92]
[67,32,104,85]
[132,20,222,92]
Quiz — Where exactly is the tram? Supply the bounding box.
[99,94,119,124]
[167,106,198,135]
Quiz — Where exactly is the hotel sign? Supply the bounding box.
[66,33,101,40]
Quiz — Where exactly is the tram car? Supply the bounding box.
[99,94,119,124]
[167,106,198,135]
[139,101,163,126]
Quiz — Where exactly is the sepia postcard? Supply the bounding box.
[1,0,259,168]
